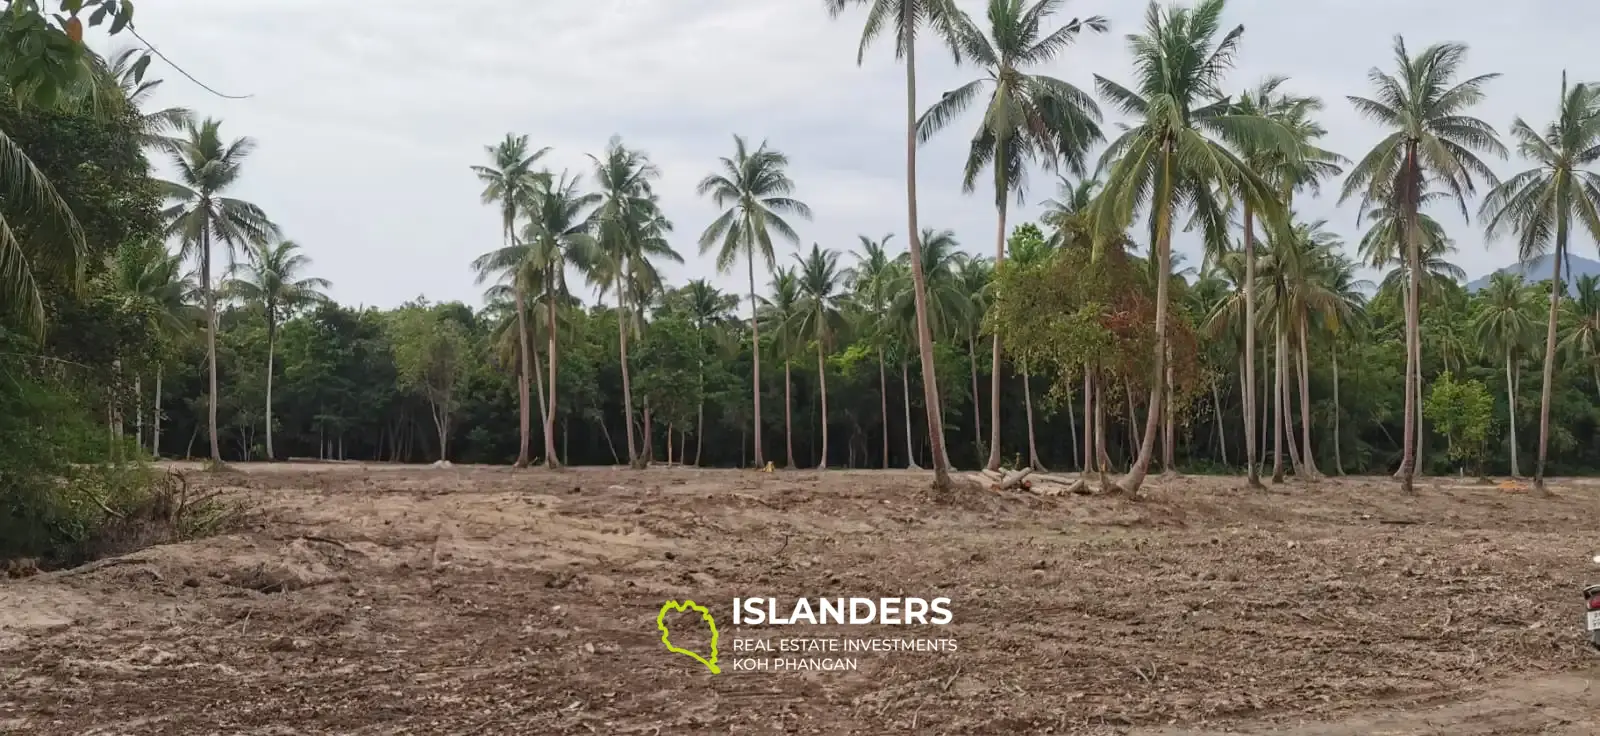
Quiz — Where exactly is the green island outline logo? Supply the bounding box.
[656,599,721,674]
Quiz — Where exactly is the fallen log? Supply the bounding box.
[995,467,1033,490]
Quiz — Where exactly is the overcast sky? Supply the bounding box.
[130,0,1595,308]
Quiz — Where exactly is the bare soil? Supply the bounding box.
[1,465,1597,735]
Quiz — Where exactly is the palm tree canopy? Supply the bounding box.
[1090,0,1289,255]
[916,0,1108,197]
[1478,73,1600,264]
[696,135,812,274]
[1340,36,1508,219]
[225,239,331,324]
[161,117,280,270]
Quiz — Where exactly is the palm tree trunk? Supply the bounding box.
[203,230,221,463]
[1397,148,1421,493]
[1333,344,1344,476]
[152,366,162,457]
[617,276,640,468]
[265,318,276,460]
[135,375,143,452]
[1023,362,1040,470]
[785,360,795,468]
[968,336,982,462]
[1296,313,1319,477]
[1082,368,1093,475]
[1242,204,1261,488]
[1095,370,1111,479]
[513,287,533,468]
[1272,320,1286,482]
[817,343,830,470]
[1161,342,1176,476]
[1117,142,1172,495]
[1505,352,1521,477]
[748,255,764,468]
[902,361,921,470]
[1534,228,1564,495]
[1237,356,1249,473]
[1067,372,1079,470]
[1212,376,1228,467]
[900,18,950,489]
[545,284,561,469]
[985,192,1008,472]
[878,348,889,469]
[1281,328,1304,474]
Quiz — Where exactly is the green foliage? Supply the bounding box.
[1424,371,1495,470]
[634,315,701,429]
[0,1,142,108]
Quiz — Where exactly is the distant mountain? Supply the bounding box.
[1465,253,1600,292]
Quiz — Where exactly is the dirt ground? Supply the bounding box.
[1,464,1598,735]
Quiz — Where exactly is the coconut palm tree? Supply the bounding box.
[825,0,965,489]
[761,268,807,468]
[1478,73,1600,494]
[522,170,599,468]
[107,239,198,455]
[1007,231,1056,469]
[1039,174,1099,249]
[161,117,280,463]
[590,136,675,468]
[224,239,329,460]
[682,279,741,465]
[1227,76,1346,488]
[891,227,969,471]
[1318,251,1372,475]
[470,133,550,468]
[955,257,993,462]
[794,244,846,468]
[696,135,812,469]
[916,0,1107,471]
[1341,36,1506,493]
[1473,272,1538,477]
[1089,0,1280,495]
[844,233,900,468]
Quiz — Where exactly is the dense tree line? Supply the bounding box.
[8,0,1600,566]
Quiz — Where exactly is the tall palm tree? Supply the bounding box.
[108,239,198,455]
[471,133,550,468]
[682,279,740,465]
[917,0,1106,471]
[794,244,846,469]
[1478,73,1600,494]
[224,239,330,460]
[1473,272,1538,477]
[1228,76,1346,488]
[761,269,807,468]
[591,136,676,468]
[1341,37,1505,493]
[696,135,812,468]
[825,0,964,488]
[523,170,599,468]
[955,257,993,462]
[161,117,280,463]
[1090,0,1279,495]
[844,233,900,468]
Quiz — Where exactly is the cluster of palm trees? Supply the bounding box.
[104,50,329,463]
[467,0,1600,496]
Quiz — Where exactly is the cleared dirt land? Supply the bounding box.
[2,465,1598,735]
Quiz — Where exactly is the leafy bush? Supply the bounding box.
[0,354,236,566]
